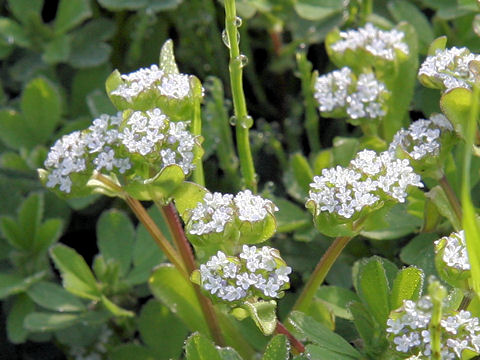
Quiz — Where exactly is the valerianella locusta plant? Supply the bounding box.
[386,296,480,359]
[389,114,456,177]
[314,67,389,125]
[329,23,409,61]
[39,108,201,200]
[306,149,423,236]
[435,230,471,289]
[195,245,291,303]
[185,190,278,257]
[418,47,480,92]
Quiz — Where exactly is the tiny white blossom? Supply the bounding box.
[419,47,480,91]
[331,23,409,61]
[435,230,470,271]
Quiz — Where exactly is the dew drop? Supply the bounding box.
[239,115,253,129]
[222,29,230,49]
[236,54,248,68]
[234,16,243,27]
[229,116,237,126]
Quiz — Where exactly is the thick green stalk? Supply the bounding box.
[428,281,447,360]
[224,0,257,192]
[160,203,224,346]
[192,89,205,186]
[292,235,352,313]
[296,50,321,153]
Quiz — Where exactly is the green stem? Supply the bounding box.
[458,289,475,311]
[296,50,321,153]
[439,174,462,228]
[192,87,205,186]
[208,77,240,187]
[224,0,257,192]
[428,281,447,360]
[292,235,353,313]
[159,203,224,346]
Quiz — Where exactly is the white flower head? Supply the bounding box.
[435,230,470,271]
[199,246,291,302]
[314,68,389,121]
[119,108,196,175]
[331,23,409,61]
[187,190,278,236]
[419,47,480,91]
[307,149,423,219]
[387,295,480,358]
[44,131,88,193]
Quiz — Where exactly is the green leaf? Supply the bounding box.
[316,286,360,320]
[0,109,36,150]
[68,19,114,68]
[0,17,31,48]
[149,264,208,334]
[360,203,422,240]
[7,0,43,24]
[33,218,63,253]
[0,271,45,299]
[243,300,277,336]
[86,89,116,117]
[101,295,134,317]
[42,34,71,64]
[1,216,23,250]
[353,257,391,328]
[262,334,288,360]
[349,301,375,348]
[425,186,462,231]
[274,197,310,233]
[125,206,167,285]
[290,153,313,194]
[173,181,208,219]
[389,267,424,310]
[400,233,438,281]
[54,0,92,34]
[306,344,358,360]
[440,87,472,139]
[139,300,188,359]
[18,193,43,250]
[387,0,433,54]
[217,348,243,360]
[185,332,223,360]
[288,311,361,359]
[97,210,135,276]
[24,312,82,332]
[159,39,179,74]
[110,344,156,360]
[20,77,62,146]
[294,0,343,21]
[27,281,86,312]
[49,244,101,300]
[7,294,35,344]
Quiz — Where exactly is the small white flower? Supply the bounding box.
[331,23,409,61]
[435,230,470,271]
[419,47,480,91]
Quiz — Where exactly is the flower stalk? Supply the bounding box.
[224,0,257,192]
[160,202,225,346]
[292,235,352,313]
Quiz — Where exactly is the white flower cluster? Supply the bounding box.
[419,47,480,91]
[110,64,194,102]
[199,245,291,302]
[308,150,423,219]
[435,230,470,271]
[314,67,389,120]
[330,23,409,61]
[387,297,480,359]
[44,109,197,193]
[389,114,453,160]
[188,190,278,235]
[44,113,132,193]
[120,109,196,174]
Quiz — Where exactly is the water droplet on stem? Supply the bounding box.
[235,54,248,68]
[234,16,242,27]
[229,116,237,126]
[239,115,253,129]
